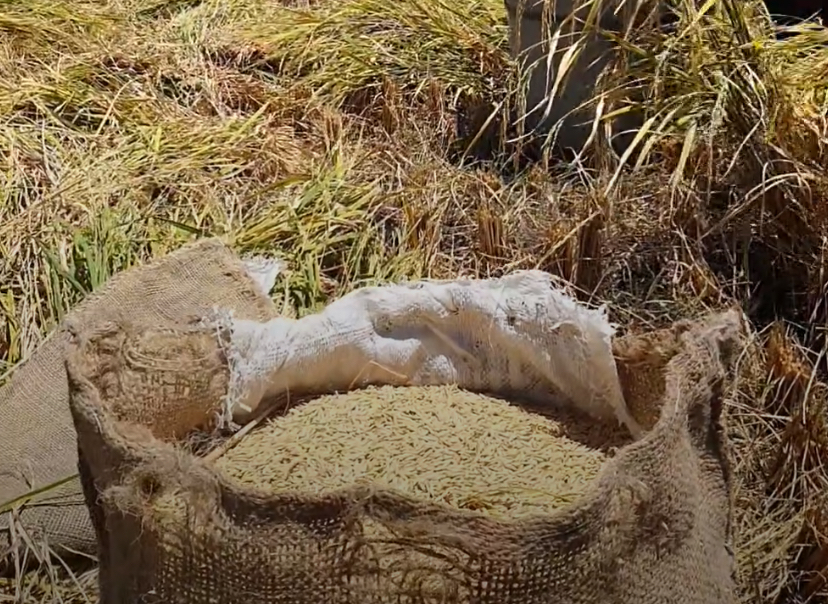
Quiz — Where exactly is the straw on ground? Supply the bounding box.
[2,0,828,601]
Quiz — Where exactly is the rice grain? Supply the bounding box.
[214,385,630,519]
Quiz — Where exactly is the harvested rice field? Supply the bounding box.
[215,385,631,518]
[3,0,828,600]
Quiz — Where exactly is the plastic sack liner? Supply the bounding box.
[218,271,643,437]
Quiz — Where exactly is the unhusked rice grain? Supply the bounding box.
[214,385,631,519]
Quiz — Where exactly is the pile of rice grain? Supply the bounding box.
[215,385,631,519]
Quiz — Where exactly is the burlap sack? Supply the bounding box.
[0,238,277,559]
[65,310,742,603]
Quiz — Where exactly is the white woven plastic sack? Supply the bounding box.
[212,270,643,438]
[241,256,288,298]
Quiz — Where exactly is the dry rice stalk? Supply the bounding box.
[202,393,292,463]
[729,324,828,603]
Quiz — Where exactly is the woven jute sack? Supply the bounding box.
[66,309,743,604]
[0,238,277,559]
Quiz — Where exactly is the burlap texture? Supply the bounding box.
[66,310,743,604]
[0,238,277,559]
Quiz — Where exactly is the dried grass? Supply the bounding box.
[1,0,828,600]
[214,385,631,519]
